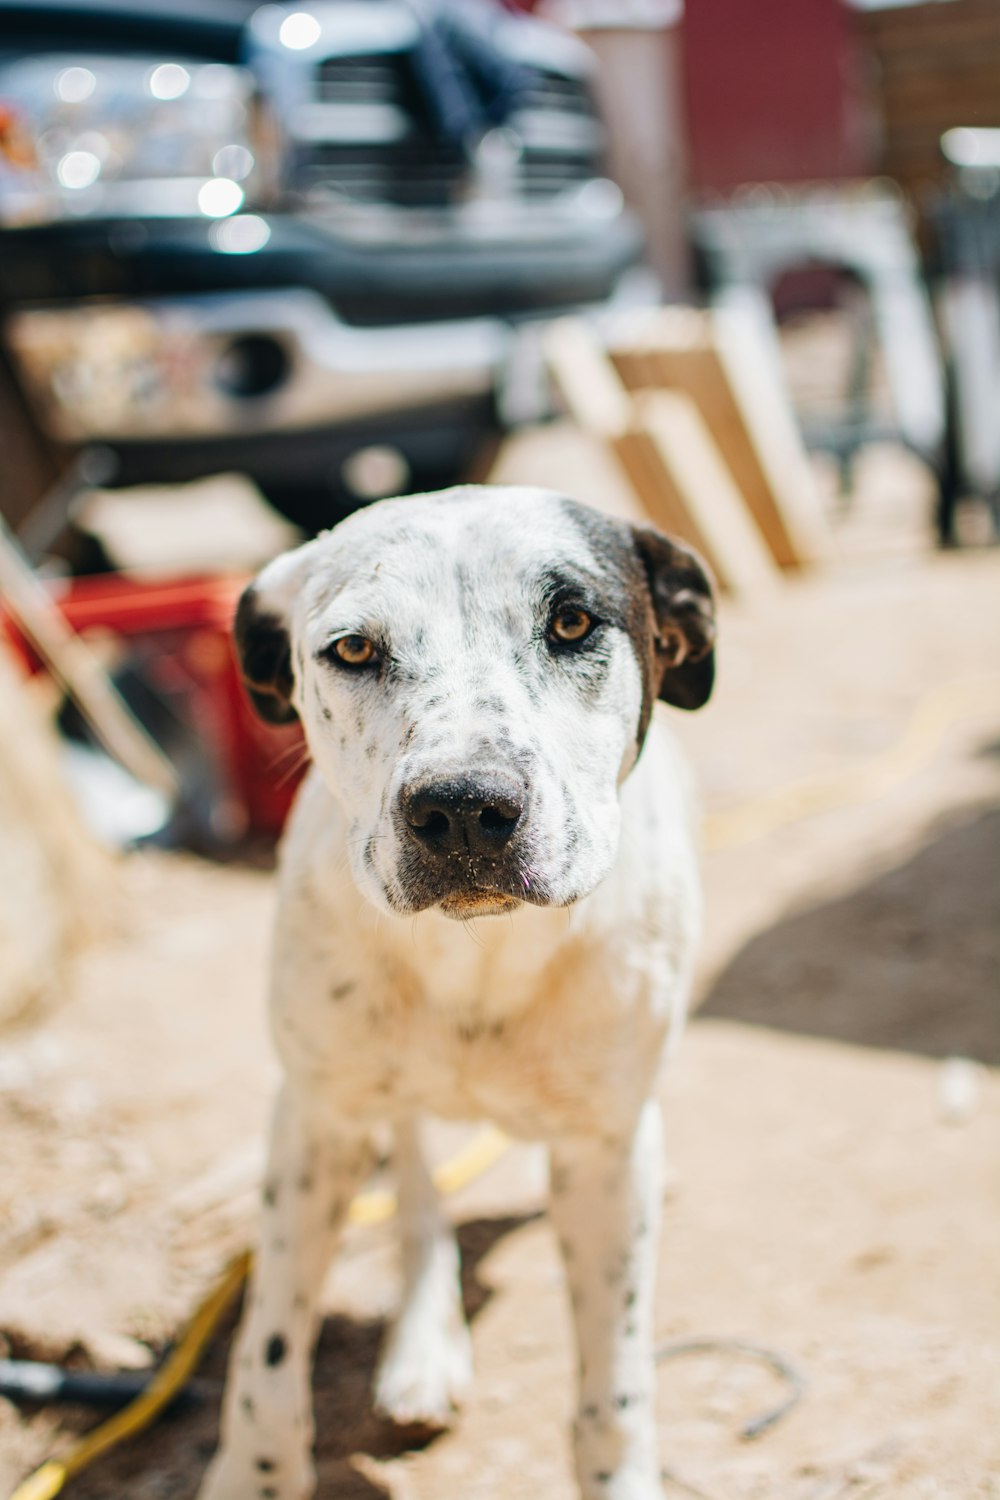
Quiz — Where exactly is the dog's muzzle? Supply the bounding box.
[397,769,529,915]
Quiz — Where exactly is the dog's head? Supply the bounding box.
[236,486,715,918]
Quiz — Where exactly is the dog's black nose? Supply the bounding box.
[401,773,525,856]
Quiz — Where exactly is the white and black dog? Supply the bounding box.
[199,485,716,1500]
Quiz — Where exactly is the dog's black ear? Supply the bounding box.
[632,527,717,711]
[234,582,298,725]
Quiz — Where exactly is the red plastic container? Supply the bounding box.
[1,572,306,842]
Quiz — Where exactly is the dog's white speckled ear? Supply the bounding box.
[632,528,717,711]
[233,544,317,725]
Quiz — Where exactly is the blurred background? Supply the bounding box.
[2,0,1000,852]
[0,4,998,1499]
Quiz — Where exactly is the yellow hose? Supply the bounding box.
[8,1251,251,1500]
[10,673,1000,1500]
[347,1123,511,1227]
[8,1126,512,1500]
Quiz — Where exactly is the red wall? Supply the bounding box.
[682,0,869,190]
[512,0,871,192]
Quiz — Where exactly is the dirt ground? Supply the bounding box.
[1,452,999,1500]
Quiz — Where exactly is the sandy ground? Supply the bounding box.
[1,453,999,1500]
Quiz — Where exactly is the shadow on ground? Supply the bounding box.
[63,1214,537,1500]
[701,803,1000,1064]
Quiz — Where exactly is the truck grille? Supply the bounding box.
[313,52,408,107]
[300,52,603,210]
[301,139,467,209]
[518,69,594,116]
[521,149,597,197]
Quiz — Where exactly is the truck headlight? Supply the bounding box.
[0,52,276,227]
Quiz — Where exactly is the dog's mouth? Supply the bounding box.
[389,838,561,917]
[438,889,522,919]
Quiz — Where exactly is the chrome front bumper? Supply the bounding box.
[4,288,512,444]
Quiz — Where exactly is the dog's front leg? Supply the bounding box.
[198,1081,372,1500]
[373,1115,472,1426]
[550,1099,666,1500]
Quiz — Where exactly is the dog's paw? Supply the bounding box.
[373,1320,473,1428]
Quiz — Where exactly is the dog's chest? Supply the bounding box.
[273,909,670,1139]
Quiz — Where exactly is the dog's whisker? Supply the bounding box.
[267,738,309,772]
[459,916,487,949]
[268,741,312,779]
[273,747,312,788]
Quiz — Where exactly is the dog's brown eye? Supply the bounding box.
[549,607,593,644]
[333,635,376,666]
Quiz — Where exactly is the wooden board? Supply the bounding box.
[620,392,780,598]
[543,319,780,597]
[542,318,635,440]
[485,420,648,527]
[710,302,831,567]
[610,305,829,570]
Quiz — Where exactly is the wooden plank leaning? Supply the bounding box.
[610,305,829,569]
[0,515,179,800]
[543,318,781,598]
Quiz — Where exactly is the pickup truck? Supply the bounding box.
[0,0,648,530]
